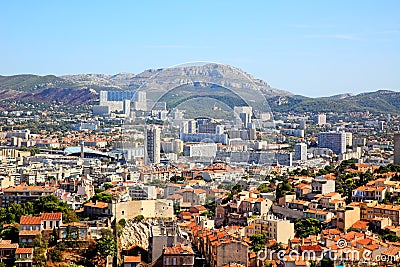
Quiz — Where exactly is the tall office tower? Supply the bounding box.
[133,91,147,111]
[99,91,108,104]
[318,131,346,155]
[123,100,131,116]
[234,106,252,128]
[345,132,353,147]
[188,120,197,134]
[294,143,307,161]
[145,125,160,165]
[379,121,384,131]
[394,133,400,165]
[317,114,327,125]
[299,119,307,130]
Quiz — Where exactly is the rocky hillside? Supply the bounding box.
[119,219,151,251]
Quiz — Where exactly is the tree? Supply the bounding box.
[118,219,126,228]
[0,226,19,243]
[103,183,114,190]
[33,235,48,267]
[96,236,117,258]
[49,227,59,246]
[295,218,321,238]
[276,181,292,199]
[50,247,62,262]
[169,175,184,183]
[231,183,242,195]
[134,215,144,222]
[257,183,273,193]
[91,192,113,203]
[320,258,334,267]
[250,234,267,252]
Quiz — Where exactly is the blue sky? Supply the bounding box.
[1,0,399,97]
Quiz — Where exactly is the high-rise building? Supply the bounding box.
[294,143,307,161]
[394,133,400,165]
[133,91,147,111]
[299,119,307,130]
[123,99,131,116]
[379,121,385,131]
[345,132,353,147]
[145,126,160,165]
[316,114,326,125]
[234,106,252,128]
[318,132,346,155]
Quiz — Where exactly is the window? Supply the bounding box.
[121,210,125,215]
[173,258,177,265]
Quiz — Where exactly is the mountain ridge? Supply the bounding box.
[0,64,399,114]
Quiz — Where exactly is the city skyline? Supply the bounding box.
[1,0,399,97]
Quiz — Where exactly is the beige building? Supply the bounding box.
[336,206,361,231]
[246,214,295,244]
[84,199,173,220]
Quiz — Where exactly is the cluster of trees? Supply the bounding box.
[295,218,321,238]
[257,183,274,193]
[0,195,79,226]
[275,181,292,199]
[91,192,114,203]
[249,233,268,252]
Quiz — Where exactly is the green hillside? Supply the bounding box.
[269,90,400,114]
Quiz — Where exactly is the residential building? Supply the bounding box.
[318,131,346,155]
[294,143,307,161]
[1,184,56,208]
[311,176,336,195]
[163,244,195,267]
[336,206,361,231]
[145,125,160,165]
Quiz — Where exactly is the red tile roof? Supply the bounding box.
[163,244,194,255]
[41,212,62,220]
[0,240,18,249]
[124,255,141,263]
[20,216,42,225]
[15,248,34,254]
[352,220,369,230]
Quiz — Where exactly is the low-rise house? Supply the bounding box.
[295,183,312,199]
[288,199,310,211]
[163,244,195,267]
[303,209,335,223]
[311,176,335,195]
[320,192,346,210]
[59,222,90,241]
[19,212,62,245]
[0,239,18,264]
[123,255,141,267]
[15,247,34,267]
[176,188,207,206]
[352,186,387,202]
